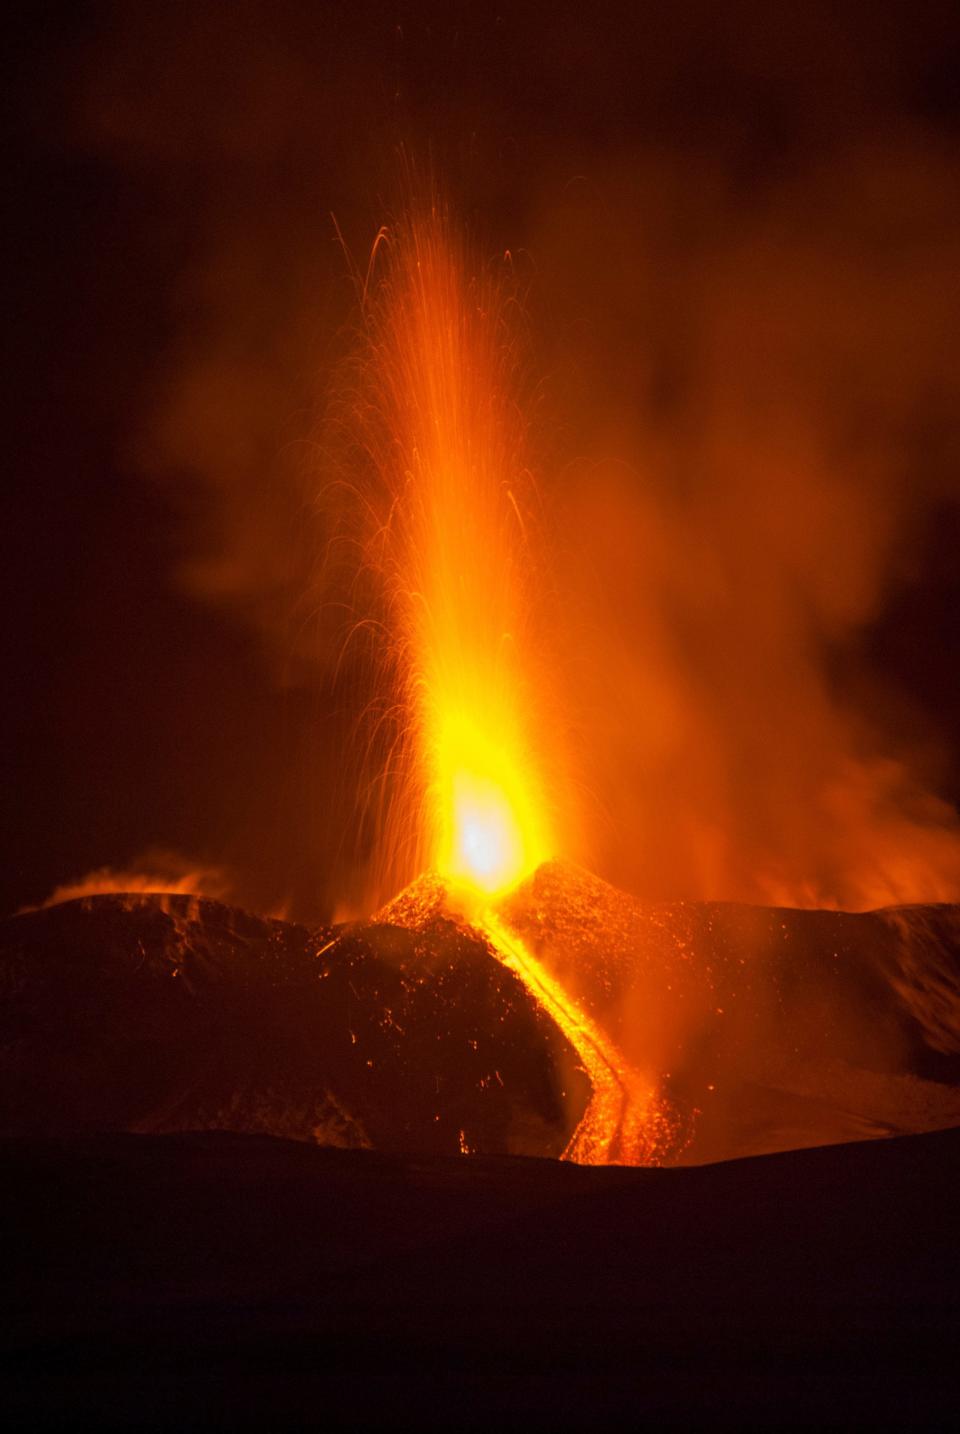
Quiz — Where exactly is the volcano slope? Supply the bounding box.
[496,862,960,1161]
[3,871,960,1163]
[0,893,587,1157]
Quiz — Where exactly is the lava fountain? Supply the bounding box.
[335,192,670,1164]
[344,195,556,899]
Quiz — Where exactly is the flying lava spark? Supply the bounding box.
[337,191,673,1163]
[344,195,557,899]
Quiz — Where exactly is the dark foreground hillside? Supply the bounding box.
[3,1126,959,1430]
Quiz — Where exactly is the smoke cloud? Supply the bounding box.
[22,849,233,913]
[55,1,960,912]
[533,139,960,907]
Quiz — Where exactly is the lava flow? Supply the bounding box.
[346,190,667,1164]
[480,911,670,1164]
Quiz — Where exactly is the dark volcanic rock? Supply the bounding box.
[498,861,960,1160]
[0,893,588,1157]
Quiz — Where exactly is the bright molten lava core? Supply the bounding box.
[438,728,549,896]
[449,771,525,892]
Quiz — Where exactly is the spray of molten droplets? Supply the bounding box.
[359,199,553,896]
[360,197,659,1162]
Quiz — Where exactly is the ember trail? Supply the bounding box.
[342,194,662,1164]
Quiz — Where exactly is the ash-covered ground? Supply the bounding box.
[3,1127,959,1429]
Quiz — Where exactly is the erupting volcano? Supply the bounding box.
[331,193,679,1164]
[8,189,960,1172]
[11,9,960,1427]
[337,193,562,900]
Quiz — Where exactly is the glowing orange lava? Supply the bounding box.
[481,912,670,1164]
[354,190,665,1163]
[354,195,557,901]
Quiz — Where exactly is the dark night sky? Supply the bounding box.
[5,1,960,921]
